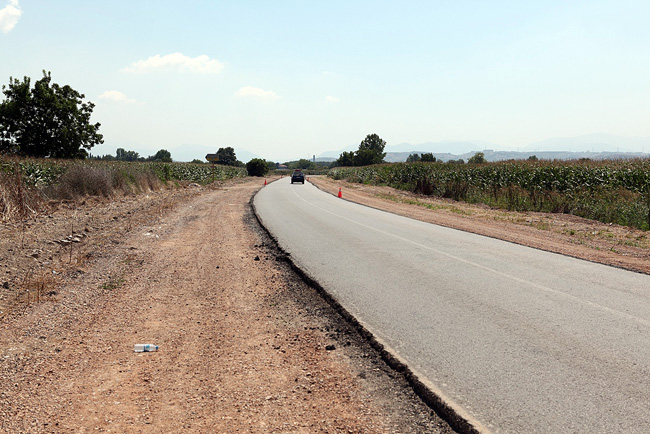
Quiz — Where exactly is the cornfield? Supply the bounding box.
[329,159,650,230]
[1,158,247,222]
[0,158,246,188]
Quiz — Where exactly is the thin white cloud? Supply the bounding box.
[122,52,224,74]
[235,86,278,99]
[0,0,21,33]
[325,96,340,103]
[98,90,136,104]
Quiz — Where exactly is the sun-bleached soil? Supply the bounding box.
[0,177,453,434]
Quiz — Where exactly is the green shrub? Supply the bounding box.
[246,158,269,177]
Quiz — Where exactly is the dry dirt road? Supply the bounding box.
[0,178,453,434]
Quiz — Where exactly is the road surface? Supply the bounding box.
[254,178,650,433]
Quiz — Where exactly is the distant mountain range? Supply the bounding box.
[382,150,650,163]
[522,134,650,153]
[168,133,650,163]
[317,134,650,163]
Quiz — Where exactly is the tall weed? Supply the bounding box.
[0,163,44,222]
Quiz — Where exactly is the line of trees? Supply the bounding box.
[90,148,172,162]
[406,152,437,162]
[406,152,490,165]
[282,158,330,170]
[214,146,243,166]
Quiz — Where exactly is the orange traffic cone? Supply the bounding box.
[338,187,342,198]
[264,179,267,186]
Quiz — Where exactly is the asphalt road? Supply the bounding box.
[254,177,650,434]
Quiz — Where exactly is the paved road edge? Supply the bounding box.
[250,189,490,434]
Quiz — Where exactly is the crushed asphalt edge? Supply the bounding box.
[250,189,487,434]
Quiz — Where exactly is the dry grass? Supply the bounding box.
[0,166,45,223]
[1,162,166,224]
[17,267,58,307]
[45,164,164,200]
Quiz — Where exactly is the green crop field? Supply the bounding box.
[1,157,247,222]
[330,159,650,230]
[0,158,246,187]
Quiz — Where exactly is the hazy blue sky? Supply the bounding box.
[1,1,649,161]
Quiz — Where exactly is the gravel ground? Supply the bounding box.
[0,177,454,434]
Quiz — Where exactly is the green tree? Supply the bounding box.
[406,153,421,162]
[420,153,436,162]
[335,151,356,167]
[0,71,103,158]
[528,155,538,161]
[115,148,140,161]
[335,133,387,167]
[357,133,386,165]
[147,149,172,162]
[468,152,486,164]
[246,158,269,177]
[215,146,239,166]
[266,161,278,172]
[354,148,380,166]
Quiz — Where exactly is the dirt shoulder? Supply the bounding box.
[5,173,646,433]
[309,176,650,275]
[0,178,453,434]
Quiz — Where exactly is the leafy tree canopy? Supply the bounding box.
[335,133,387,167]
[420,152,436,162]
[354,148,381,166]
[357,133,386,165]
[215,146,240,166]
[0,71,103,158]
[467,152,486,164]
[406,153,421,162]
[359,133,386,153]
[246,158,270,177]
[335,151,356,167]
[116,148,140,161]
[147,149,172,162]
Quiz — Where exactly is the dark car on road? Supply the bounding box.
[291,169,305,184]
